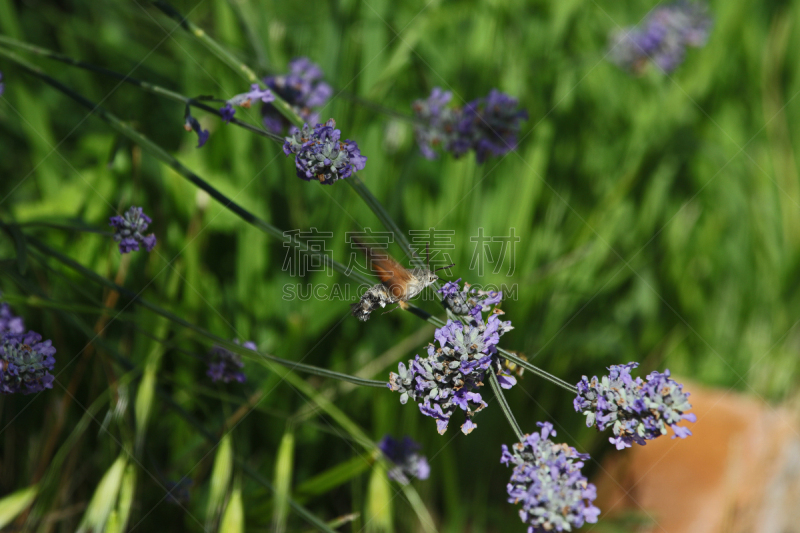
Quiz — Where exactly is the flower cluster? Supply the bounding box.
[388,283,515,434]
[412,88,527,163]
[574,362,696,450]
[262,57,333,133]
[283,119,367,185]
[206,340,255,384]
[0,301,25,335]
[378,435,430,484]
[218,84,275,124]
[609,1,712,73]
[501,422,600,532]
[109,206,157,254]
[1,331,57,395]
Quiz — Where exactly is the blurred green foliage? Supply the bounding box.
[1,0,800,531]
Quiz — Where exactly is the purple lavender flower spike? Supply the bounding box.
[501,422,600,532]
[109,207,157,254]
[610,2,712,74]
[206,339,256,384]
[378,435,430,484]
[389,280,515,435]
[283,119,366,185]
[574,362,695,448]
[456,90,528,163]
[183,113,209,148]
[0,72,4,97]
[411,88,462,160]
[0,301,25,335]
[219,103,236,123]
[262,57,333,133]
[1,331,56,395]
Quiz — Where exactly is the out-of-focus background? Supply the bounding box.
[2,0,800,531]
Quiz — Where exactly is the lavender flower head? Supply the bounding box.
[411,88,527,163]
[456,90,528,163]
[0,301,25,335]
[1,331,56,395]
[411,88,461,160]
[206,340,256,384]
[262,58,333,133]
[574,362,696,450]
[378,435,430,484]
[0,72,4,97]
[389,281,515,435]
[109,207,157,254]
[283,119,366,185]
[501,422,600,532]
[610,2,712,73]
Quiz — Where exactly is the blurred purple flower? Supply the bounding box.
[456,90,528,163]
[262,57,333,133]
[283,119,366,185]
[219,103,236,123]
[501,422,600,532]
[183,112,209,148]
[109,206,157,254]
[412,88,527,163]
[574,362,696,449]
[227,84,274,108]
[378,435,430,484]
[207,340,256,384]
[610,2,712,73]
[0,72,4,97]
[1,331,56,395]
[0,301,25,335]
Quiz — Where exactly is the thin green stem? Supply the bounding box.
[0,36,282,141]
[26,237,386,389]
[488,367,525,441]
[150,0,304,127]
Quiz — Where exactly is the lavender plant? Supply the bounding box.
[0,3,709,530]
[610,1,712,73]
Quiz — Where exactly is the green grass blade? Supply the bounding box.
[0,485,38,530]
[273,428,295,533]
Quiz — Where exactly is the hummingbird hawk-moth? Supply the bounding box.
[350,238,452,321]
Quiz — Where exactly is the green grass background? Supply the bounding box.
[1,0,799,531]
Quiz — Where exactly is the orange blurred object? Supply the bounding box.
[592,382,800,532]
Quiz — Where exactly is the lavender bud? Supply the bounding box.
[0,300,25,335]
[109,206,157,254]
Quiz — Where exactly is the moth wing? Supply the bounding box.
[353,238,413,299]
